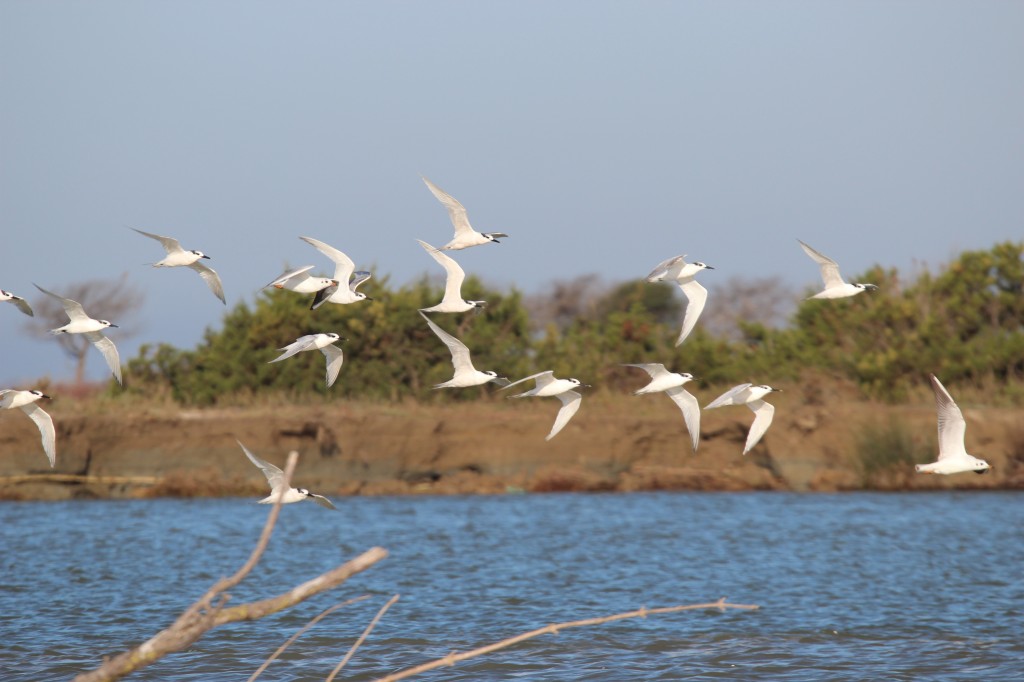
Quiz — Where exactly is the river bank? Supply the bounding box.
[1,390,1021,500]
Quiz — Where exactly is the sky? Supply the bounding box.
[1,1,1022,385]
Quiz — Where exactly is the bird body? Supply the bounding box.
[420,311,508,388]
[503,371,588,440]
[1,289,33,316]
[131,227,225,303]
[265,265,338,294]
[422,176,508,250]
[645,255,714,345]
[298,236,372,308]
[34,284,122,385]
[417,240,486,313]
[705,383,779,454]
[269,333,345,387]
[0,389,55,467]
[239,442,337,509]
[798,240,877,299]
[623,363,700,452]
[915,375,991,475]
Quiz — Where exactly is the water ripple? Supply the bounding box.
[1,492,1022,680]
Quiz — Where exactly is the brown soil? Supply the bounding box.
[1,392,1022,501]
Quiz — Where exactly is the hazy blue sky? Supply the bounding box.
[1,1,1022,385]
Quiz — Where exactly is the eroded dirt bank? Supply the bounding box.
[1,392,1021,501]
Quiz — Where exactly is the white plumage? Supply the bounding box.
[623,363,700,453]
[422,176,508,250]
[0,389,55,467]
[34,284,122,386]
[705,383,780,455]
[915,374,991,475]
[645,254,714,345]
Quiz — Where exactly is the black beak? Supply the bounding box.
[109,323,119,328]
[975,469,990,475]
[202,254,211,259]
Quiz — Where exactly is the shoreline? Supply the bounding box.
[1,393,1021,501]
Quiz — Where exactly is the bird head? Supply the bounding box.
[191,250,210,259]
[30,390,52,400]
[694,261,714,270]
[855,283,879,291]
[101,320,118,328]
[973,459,992,474]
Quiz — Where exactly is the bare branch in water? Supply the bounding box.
[73,452,388,682]
[249,596,370,682]
[370,598,759,682]
[327,594,401,682]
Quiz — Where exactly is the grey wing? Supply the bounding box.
[270,335,317,363]
[239,441,285,492]
[705,383,752,409]
[420,311,475,372]
[21,403,56,467]
[188,261,226,304]
[546,390,583,440]
[320,344,344,388]
[8,296,34,317]
[300,236,356,282]
[310,283,340,310]
[85,332,122,385]
[264,265,316,289]
[645,255,685,282]
[34,284,88,321]
[623,363,667,380]
[349,271,372,292]
[422,176,473,237]
[743,400,775,454]
[131,227,183,255]
[675,279,708,345]
[310,493,337,510]
[666,386,700,452]
[501,370,555,392]
[930,375,967,460]
[798,240,845,289]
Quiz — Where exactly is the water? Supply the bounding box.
[1,492,1022,681]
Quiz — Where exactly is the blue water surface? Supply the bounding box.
[1,492,1022,681]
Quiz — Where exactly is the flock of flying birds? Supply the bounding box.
[0,177,992,507]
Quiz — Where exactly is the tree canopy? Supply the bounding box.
[123,242,1024,405]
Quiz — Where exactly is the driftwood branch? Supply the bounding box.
[73,452,388,682]
[327,594,401,682]
[371,598,759,682]
[249,597,369,682]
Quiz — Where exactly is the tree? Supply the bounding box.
[26,273,144,387]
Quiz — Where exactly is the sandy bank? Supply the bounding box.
[1,392,1021,501]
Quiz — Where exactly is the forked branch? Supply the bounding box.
[73,453,388,682]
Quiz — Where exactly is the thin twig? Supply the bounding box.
[249,596,369,682]
[370,598,759,682]
[326,594,401,682]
